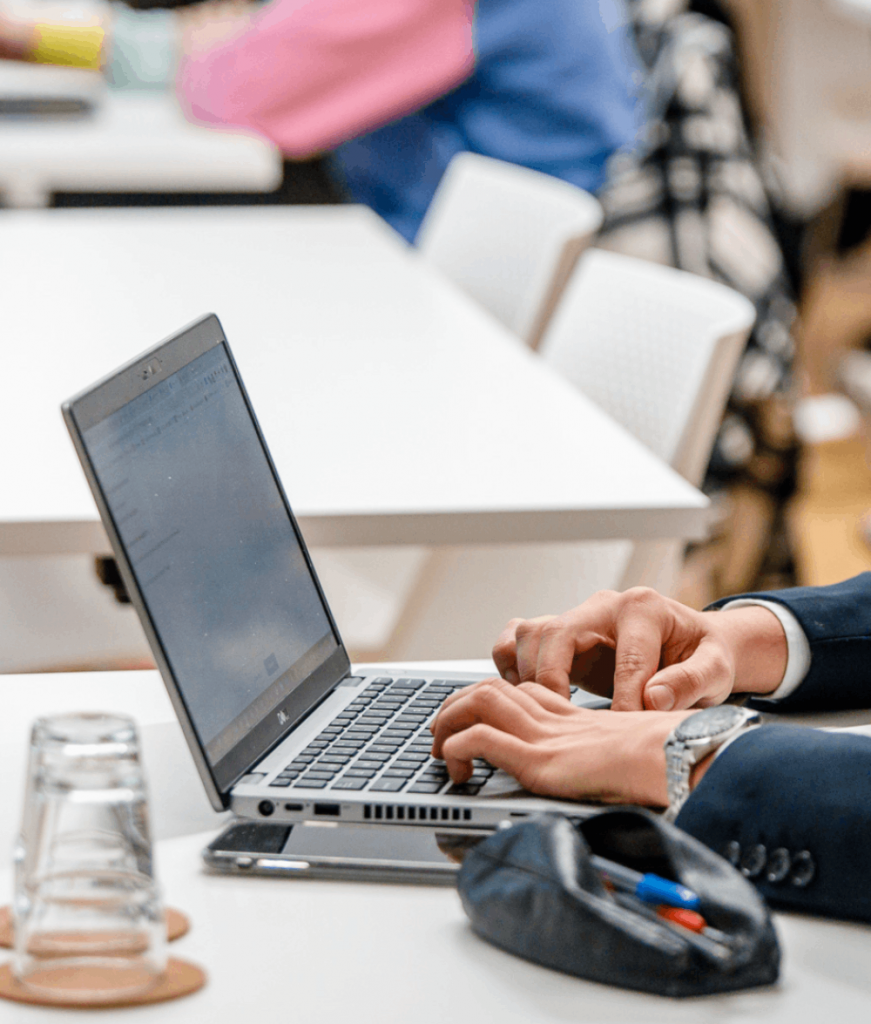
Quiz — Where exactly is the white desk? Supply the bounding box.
[0,667,869,1023]
[0,89,282,208]
[0,205,708,557]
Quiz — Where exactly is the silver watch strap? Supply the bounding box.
[663,742,694,824]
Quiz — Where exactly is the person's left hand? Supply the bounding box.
[430,677,694,806]
[0,10,36,61]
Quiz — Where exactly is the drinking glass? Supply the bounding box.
[12,713,167,1003]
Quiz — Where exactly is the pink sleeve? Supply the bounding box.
[177,0,475,157]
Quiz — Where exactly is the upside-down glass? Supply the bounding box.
[12,713,166,1002]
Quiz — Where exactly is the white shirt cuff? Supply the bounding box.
[719,597,811,702]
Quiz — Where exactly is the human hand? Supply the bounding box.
[0,10,36,61]
[177,0,256,56]
[492,588,788,711]
[430,677,693,805]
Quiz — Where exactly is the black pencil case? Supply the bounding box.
[456,809,780,997]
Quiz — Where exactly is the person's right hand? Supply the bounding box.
[492,588,788,712]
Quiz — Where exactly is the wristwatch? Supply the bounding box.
[663,706,761,823]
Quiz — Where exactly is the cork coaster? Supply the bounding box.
[0,907,190,949]
[0,957,205,1008]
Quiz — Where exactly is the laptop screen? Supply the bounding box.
[76,339,339,782]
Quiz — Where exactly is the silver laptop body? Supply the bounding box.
[62,315,599,832]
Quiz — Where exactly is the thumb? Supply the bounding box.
[642,645,727,711]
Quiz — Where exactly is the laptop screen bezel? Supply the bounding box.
[62,314,351,810]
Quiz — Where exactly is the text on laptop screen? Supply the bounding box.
[80,344,336,766]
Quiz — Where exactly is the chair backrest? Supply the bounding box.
[416,152,603,347]
[539,249,756,485]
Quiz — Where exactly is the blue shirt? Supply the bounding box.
[331,0,644,242]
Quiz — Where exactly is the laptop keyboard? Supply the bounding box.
[267,677,495,796]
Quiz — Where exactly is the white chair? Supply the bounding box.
[416,152,604,348]
[374,250,756,661]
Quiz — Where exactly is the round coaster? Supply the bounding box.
[0,907,190,949]
[0,957,206,1008]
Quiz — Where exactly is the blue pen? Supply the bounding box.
[590,854,701,911]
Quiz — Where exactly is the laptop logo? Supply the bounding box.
[277,709,289,726]
[139,358,162,381]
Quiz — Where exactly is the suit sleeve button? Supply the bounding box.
[765,847,791,884]
[723,840,741,867]
[740,843,767,878]
[790,850,816,888]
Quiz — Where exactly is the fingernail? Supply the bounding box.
[647,685,674,711]
[505,670,519,684]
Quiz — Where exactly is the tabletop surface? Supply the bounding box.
[0,665,868,1023]
[0,84,282,203]
[0,205,707,554]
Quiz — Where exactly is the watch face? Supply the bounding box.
[674,705,749,741]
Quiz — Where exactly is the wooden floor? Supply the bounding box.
[790,435,871,586]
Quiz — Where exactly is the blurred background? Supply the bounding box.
[3,0,871,673]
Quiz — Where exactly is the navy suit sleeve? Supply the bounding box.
[708,572,871,711]
[676,726,871,922]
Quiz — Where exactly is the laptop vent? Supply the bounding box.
[363,804,472,822]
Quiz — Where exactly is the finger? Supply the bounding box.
[440,723,534,783]
[492,619,525,684]
[643,642,731,711]
[514,616,556,683]
[430,680,542,758]
[534,617,590,697]
[432,678,495,719]
[516,681,577,715]
[610,593,671,712]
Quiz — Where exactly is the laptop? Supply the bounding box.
[62,314,602,837]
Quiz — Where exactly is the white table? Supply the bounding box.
[0,205,708,557]
[0,85,283,208]
[0,666,869,1023]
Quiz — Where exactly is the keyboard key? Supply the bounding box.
[331,742,365,753]
[289,755,315,766]
[293,779,328,789]
[268,778,292,787]
[447,783,480,796]
[303,770,338,780]
[354,759,389,770]
[395,752,429,763]
[317,755,351,766]
[370,778,408,792]
[344,768,377,778]
[393,760,425,771]
[304,741,329,750]
[380,729,414,739]
[408,782,444,794]
[331,777,369,790]
[382,768,415,778]
[373,677,394,684]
